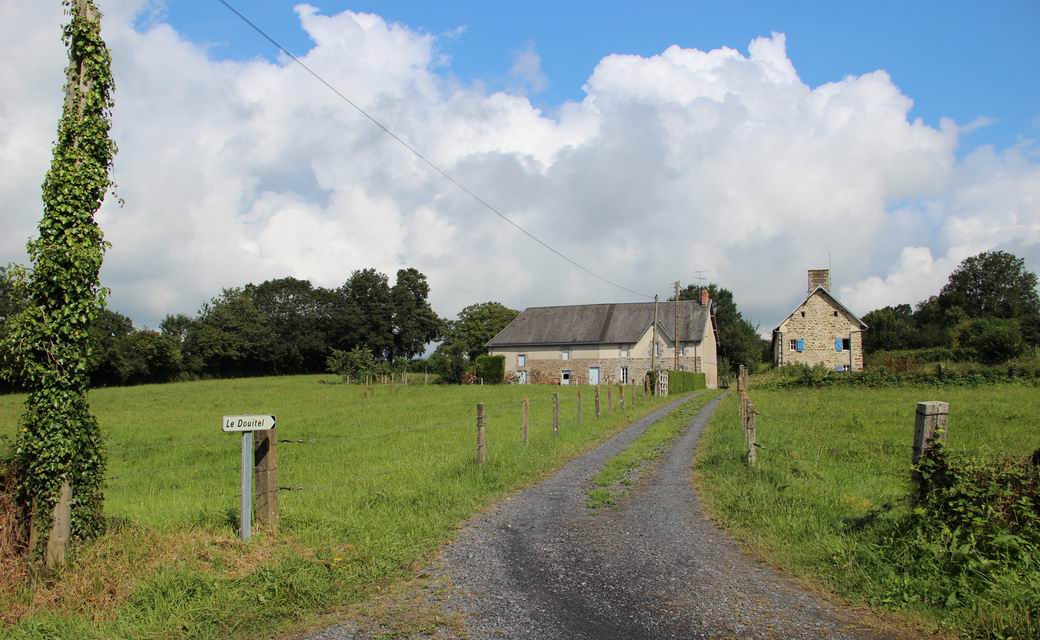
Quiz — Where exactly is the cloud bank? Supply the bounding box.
[1,2,1037,330]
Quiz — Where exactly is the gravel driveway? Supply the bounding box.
[435,392,904,640]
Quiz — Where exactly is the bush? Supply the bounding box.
[959,317,1027,364]
[668,370,706,393]
[759,361,1040,389]
[848,442,1040,637]
[474,355,505,384]
[326,347,376,381]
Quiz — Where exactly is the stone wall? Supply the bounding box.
[775,291,864,371]
[510,356,703,386]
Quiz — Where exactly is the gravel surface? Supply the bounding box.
[436,392,903,640]
[302,393,907,640]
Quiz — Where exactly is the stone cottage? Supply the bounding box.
[771,269,868,371]
[486,291,719,389]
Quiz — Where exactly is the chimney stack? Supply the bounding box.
[808,269,831,293]
[700,288,710,307]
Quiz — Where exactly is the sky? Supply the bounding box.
[1,0,1038,334]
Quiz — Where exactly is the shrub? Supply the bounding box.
[474,355,505,384]
[959,318,1027,364]
[325,347,376,381]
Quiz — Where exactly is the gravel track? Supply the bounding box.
[436,392,903,640]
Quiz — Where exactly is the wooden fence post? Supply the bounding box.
[477,403,486,464]
[254,430,279,532]
[521,397,529,446]
[737,365,745,392]
[595,384,601,419]
[607,385,614,412]
[552,393,560,434]
[745,401,757,466]
[577,388,583,425]
[619,384,625,410]
[912,401,949,503]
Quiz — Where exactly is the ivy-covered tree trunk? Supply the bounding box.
[10,0,115,546]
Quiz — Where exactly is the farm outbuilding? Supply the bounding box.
[771,269,868,371]
[486,293,719,388]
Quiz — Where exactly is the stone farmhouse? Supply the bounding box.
[486,291,719,389]
[771,269,868,371]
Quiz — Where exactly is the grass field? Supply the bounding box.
[695,385,1040,638]
[0,376,673,639]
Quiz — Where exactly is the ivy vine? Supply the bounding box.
[3,0,116,547]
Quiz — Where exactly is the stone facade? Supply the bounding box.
[773,285,866,371]
[506,356,704,386]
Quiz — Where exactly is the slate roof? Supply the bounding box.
[486,301,713,347]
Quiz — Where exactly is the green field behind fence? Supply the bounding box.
[696,385,1040,638]
[0,376,673,639]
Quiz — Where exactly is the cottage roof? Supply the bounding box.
[772,286,869,332]
[486,301,712,347]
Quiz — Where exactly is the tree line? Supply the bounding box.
[862,251,1040,363]
[0,264,528,390]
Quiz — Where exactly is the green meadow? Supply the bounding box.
[695,385,1040,638]
[0,376,672,639]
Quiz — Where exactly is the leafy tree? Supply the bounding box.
[247,277,333,373]
[939,251,1040,319]
[0,266,29,390]
[448,302,519,362]
[88,308,134,386]
[159,313,193,346]
[390,268,443,359]
[428,341,467,384]
[2,0,116,543]
[122,330,181,384]
[862,304,915,352]
[675,284,763,374]
[183,289,279,377]
[958,317,1026,364]
[336,269,394,360]
[326,346,376,381]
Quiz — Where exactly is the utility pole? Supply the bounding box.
[651,294,659,371]
[674,281,680,370]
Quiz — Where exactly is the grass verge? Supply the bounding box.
[588,390,718,509]
[694,385,1040,639]
[0,376,672,639]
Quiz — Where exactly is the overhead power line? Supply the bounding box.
[217,0,654,300]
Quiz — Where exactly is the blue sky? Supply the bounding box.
[168,0,1039,153]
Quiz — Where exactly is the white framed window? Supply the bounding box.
[620,344,630,358]
[517,370,528,384]
[561,369,572,385]
[561,348,571,360]
[518,353,527,367]
[621,366,629,383]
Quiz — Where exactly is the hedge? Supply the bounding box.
[668,370,706,393]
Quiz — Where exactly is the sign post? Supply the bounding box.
[223,414,276,542]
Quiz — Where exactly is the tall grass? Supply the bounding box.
[0,376,674,638]
[695,385,1040,638]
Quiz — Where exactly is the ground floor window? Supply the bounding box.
[842,338,851,351]
[561,369,572,385]
[789,339,797,351]
[620,366,628,383]
[517,370,528,384]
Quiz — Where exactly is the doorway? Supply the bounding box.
[588,367,600,385]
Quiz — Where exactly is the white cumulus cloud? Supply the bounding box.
[1,3,1037,331]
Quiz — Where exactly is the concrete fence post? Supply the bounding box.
[594,385,601,419]
[912,401,949,503]
[745,402,757,466]
[619,384,625,410]
[607,385,614,412]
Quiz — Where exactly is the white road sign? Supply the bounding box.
[222,414,276,432]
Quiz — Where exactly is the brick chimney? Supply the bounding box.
[807,269,831,293]
[700,288,710,307]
